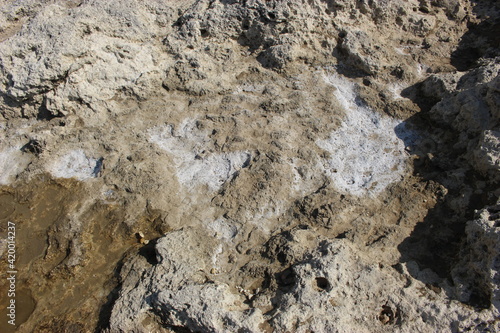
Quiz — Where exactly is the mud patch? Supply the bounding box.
[0,286,35,332]
[0,177,162,332]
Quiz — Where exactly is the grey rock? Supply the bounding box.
[0,0,498,332]
[339,30,380,75]
[109,228,500,332]
[421,72,462,100]
[473,130,500,182]
[452,203,500,311]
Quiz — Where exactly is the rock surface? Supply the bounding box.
[0,0,498,332]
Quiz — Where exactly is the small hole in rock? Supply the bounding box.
[200,29,209,38]
[21,139,43,156]
[277,251,287,264]
[379,304,395,325]
[276,267,296,289]
[315,277,330,291]
[336,231,347,239]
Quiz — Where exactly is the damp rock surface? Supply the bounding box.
[0,0,499,332]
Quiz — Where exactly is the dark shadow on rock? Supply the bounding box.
[275,266,296,291]
[36,102,61,121]
[95,239,160,332]
[331,42,372,79]
[94,256,127,333]
[0,92,22,108]
[400,84,440,113]
[163,326,195,333]
[334,63,370,79]
[138,238,160,265]
[395,111,464,277]
[394,82,497,310]
[451,17,500,71]
[21,139,44,156]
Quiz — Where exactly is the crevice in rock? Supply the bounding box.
[138,238,160,265]
[95,254,129,332]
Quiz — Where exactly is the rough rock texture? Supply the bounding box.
[0,0,499,332]
[109,227,499,333]
[452,204,500,310]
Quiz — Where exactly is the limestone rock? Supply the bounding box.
[452,203,500,310]
[421,72,462,100]
[473,130,500,182]
[108,228,499,332]
[0,0,499,332]
[339,29,381,75]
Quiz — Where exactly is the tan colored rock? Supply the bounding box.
[0,0,498,332]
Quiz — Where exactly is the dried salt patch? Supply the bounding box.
[175,152,251,192]
[211,244,224,267]
[48,149,99,180]
[208,219,238,240]
[149,123,250,192]
[148,122,207,158]
[394,46,410,56]
[417,63,429,78]
[319,72,417,196]
[0,148,30,185]
[387,83,406,100]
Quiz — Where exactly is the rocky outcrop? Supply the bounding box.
[108,227,499,333]
[0,0,499,332]
[452,204,500,310]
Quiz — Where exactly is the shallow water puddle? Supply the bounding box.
[0,178,138,332]
[0,190,38,331]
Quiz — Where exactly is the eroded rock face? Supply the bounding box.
[109,227,499,333]
[0,0,499,332]
[452,204,500,310]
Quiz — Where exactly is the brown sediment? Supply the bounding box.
[0,0,498,331]
[0,176,164,332]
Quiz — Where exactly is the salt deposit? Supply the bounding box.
[149,121,250,192]
[47,149,99,181]
[1,0,498,331]
[318,72,415,196]
[0,147,30,185]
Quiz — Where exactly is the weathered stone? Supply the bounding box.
[0,0,498,332]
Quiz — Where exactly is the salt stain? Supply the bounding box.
[148,121,250,192]
[48,149,100,180]
[318,72,417,196]
[0,148,30,185]
[387,82,406,100]
[208,219,239,241]
[394,46,410,56]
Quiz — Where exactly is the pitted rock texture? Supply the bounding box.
[0,0,499,332]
